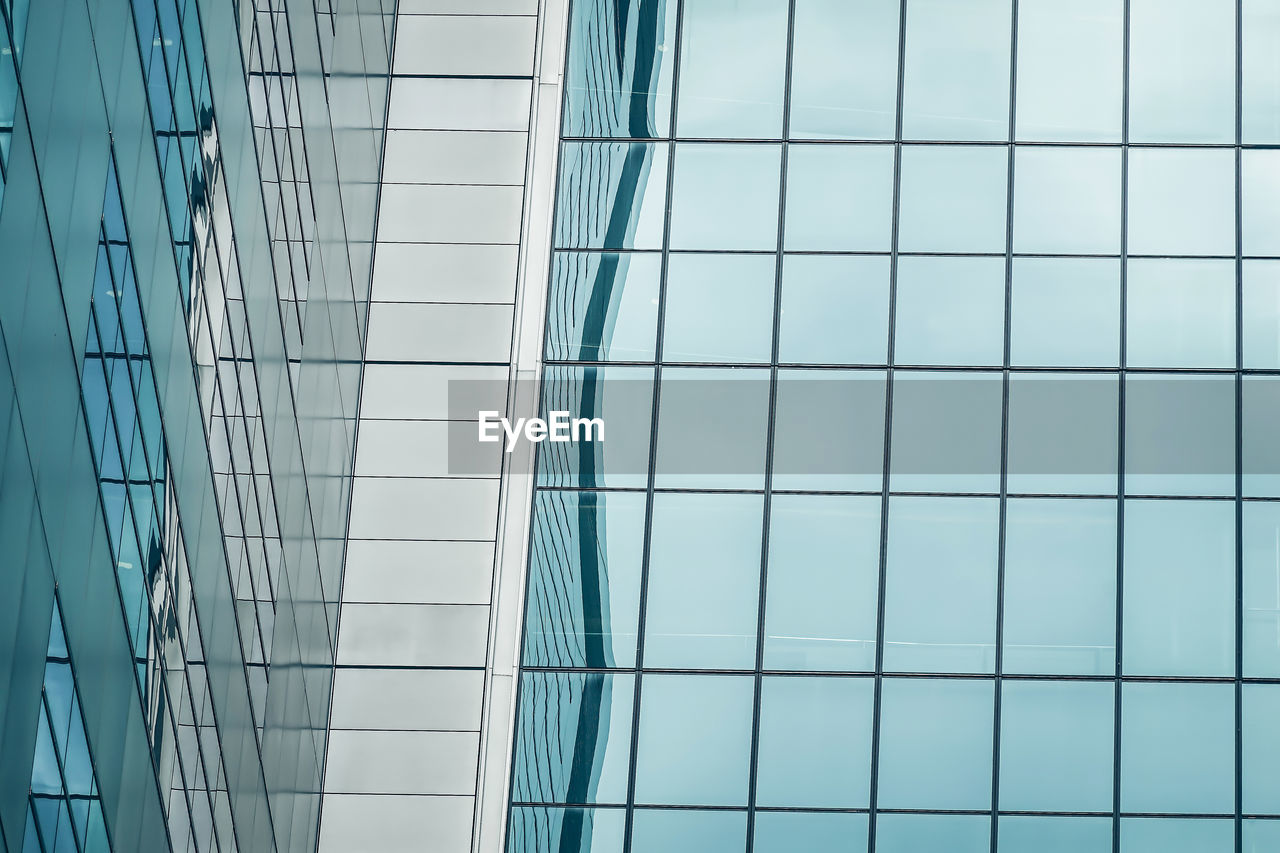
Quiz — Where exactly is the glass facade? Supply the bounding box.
[0,0,391,851]
[511,1,1280,852]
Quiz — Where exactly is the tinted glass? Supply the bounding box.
[546,252,660,362]
[662,253,775,363]
[777,255,890,365]
[898,145,1009,253]
[668,143,782,251]
[784,144,894,251]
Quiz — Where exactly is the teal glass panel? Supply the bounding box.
[998,816,1113,853]
[753,812,867,853]
[524,490,645,668]
[789,0,899,140]
[1244,502,1280,677]
[771,369,887,493]
[1123,499,1235,676]
[538,365,655,490]
[754,676,874,808]
[901,0,1012,141]
[661,253,775,363]
[1244,685,1280,814]
[1127,148,1235,256]
[1124,375,1235,498]
[883,497,999,674]
[1244,150,1280,257]
[674,0,788,138]
[512,672,634,805]
[777,255,890,366]
[1006,373,1119,496]
[1120,683,1235,814]
[1244,377,1280,498]
[762,495,880,671]
[998,680,1114,811]
[898,144,1009,253]
[653,367,771,490]
[630,809,747,853]
[1244,261,1280,369]
[632,674,754,806]
[875,814,989,853]
[893,256,1006,367]
[1015,0,1123,142]
[876,677,994,809]
[642,493,763,669]
[1002,498,1117,676]
[783,144,894,251]
[1244,0,1280,144]
[1129,0,1236,143]
[555,142,669,250]
[1009,258,1121,368]
[545,252,660,362]
[668,143,781,251]
[1012,146,1121,254]
[889,371,1003,494]
[563,0,677,138]
[508,807,626,853]
[1126,260,1236,369]
[1245,819,1280,853]
[1120,819,1234,853]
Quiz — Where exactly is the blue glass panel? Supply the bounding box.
[1013,146,1121,254]
[784,144,894,251]
[1244,0,1280,144]
[30,711,62,796]
[1010,258,1121,368]
[1245,502,1280,677]
[507,807,625,853]
[893,256,1006,367]
[999,816,1113,853]
[1121,682,1234,814]
[753,812,866,853]
[668,144,781,251]
[1245,819,1280,853]
[777,255,890,366]
[1243,685,1280,814]
[545,252,660,362]
[1127,148,1235,256]
[661,253,775,363]
[898,144,1009,253]
[1120,818,1234,853]
[629,809,747,853]
[1126,260,1236,370]
[875,814,989,853]
[555,142,668,250]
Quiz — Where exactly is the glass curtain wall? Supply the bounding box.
[510,0,1280,851]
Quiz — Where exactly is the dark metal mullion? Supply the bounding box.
[621,0,686,845]
[991,0,1020,847]
[1114,0,1131,849]
[744,0,798,849]
[867,0,910,849]
[1234,0,1245,848]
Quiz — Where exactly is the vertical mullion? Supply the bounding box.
[991,0,1020,848]
[1234,0,1245,850]
[621,0,685,845]
[745,0,798,849]
[1114,0,1132,849]
[867,0,910,850]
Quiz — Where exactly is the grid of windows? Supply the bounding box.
[512,0,1280,851]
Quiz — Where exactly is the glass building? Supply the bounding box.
[6,1,1280,853]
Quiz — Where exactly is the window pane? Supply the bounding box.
[1121,819,1234,853]
[883,497,999,674]
[1002,498,1117,675]
[1244,261,1280,369]
[513,672,635,805]
[753,812,867,853]
[763,495,880,671]
[1127,260,1236,369]
[1244,0,1280,144]
[1009,258,1120,368]
[771,370,887,493]
[643,493,763,669]
[555,142,668,250]
[999,816,1114,853]
[654,367,770,490]
[999,680,1114,812]
[1121,683,1235,814]
[563,0,677,138]
[778,255,890,365]
[546,252,660,362]
[1244,685,1280,815]
[784,144,894,251]
[661,254,774,363]
[675,0,788,138]
[877,815,990,853]
[630,809,747,853]
[524,491,645,668]
[1245,151,1280,257]
[1127,148,1235,257]
[668,143,781,250]
[1245,819,1280,852]
[1244,502,1280,677]
[789,0,899,140]
[755,676,874,808]
[890,371,1003,494]
[633,674,754,806]
[1129,0,1235,143]
[538,365,654,490]
[1006,374,1119,496]
[1015,0,1122,142]
[901,0,1012,141]
[1123,499,1235,676]
[1244,377,1280,498]
[1012,146,1121,254]
[1124,375,1235,497]
[509,807,626,853]
[893,256,1006,367]
[877,678,995,809]
[898,145,1009,253]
